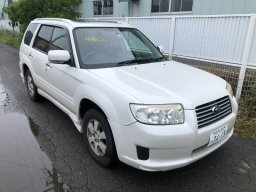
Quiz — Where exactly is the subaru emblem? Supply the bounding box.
[212,105,221,114]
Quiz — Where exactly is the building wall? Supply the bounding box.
[74,0,256,18]
[0,0,6,16]
[138,0,151,16]
[193,0,256,15]
[75,0,129,18]
[73,1,92,18]
[112,0,129,17]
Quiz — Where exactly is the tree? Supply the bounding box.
[3,2,19,36]
[4,0,82,33]
[42,0,82,19]
[14,0,45,32]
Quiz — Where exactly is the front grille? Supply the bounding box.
[195,96,232,128]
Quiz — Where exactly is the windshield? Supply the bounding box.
[74,27,166,69]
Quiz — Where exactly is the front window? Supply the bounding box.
[33,25,54,53]
[151,0,193,13]
[50,27,71,52]
[74,28,165,69]
[93,0,113,16]
[33,25,72,54]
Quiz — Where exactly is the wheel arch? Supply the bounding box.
[22,63,30,78]
[74,83,137,127]
[79,98,107,121]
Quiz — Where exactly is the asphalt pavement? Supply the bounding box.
[0,43,256,192]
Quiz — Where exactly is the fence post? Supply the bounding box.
[168,16,176,59]
[125,17,129,24]
[236,14,256,99]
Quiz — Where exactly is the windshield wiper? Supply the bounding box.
[153,56,166,61]
[117,56,166,66]
[117,59,138,66]
[136,56,166,63]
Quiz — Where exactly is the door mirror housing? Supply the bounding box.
[48,50,70,64]
[157,45,164,53]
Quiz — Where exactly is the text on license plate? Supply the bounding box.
[208,124,228,146]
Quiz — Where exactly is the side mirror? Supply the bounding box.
[48,50,70,64]
[157,45,165,53]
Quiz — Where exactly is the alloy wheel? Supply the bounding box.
[87,119,107,157]
[27,75,34,96]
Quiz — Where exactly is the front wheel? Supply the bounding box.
[25,70,39,101]
[82,109,117,167]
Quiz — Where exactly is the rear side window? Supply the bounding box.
[24,23,39,46]
[33,25,54,53]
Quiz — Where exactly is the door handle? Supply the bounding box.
[46,62,53,68]
[28,53,33,58]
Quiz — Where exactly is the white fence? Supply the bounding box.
[173,16,250,65]
[91,14,256,98]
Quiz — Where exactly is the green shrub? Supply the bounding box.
[235,84,256,139]
[240,84,256,118]
[0,30,23,49]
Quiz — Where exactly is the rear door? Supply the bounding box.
[19,23,39,80]
[30,25,54,91]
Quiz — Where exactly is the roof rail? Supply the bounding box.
[33,18,129,26]
[75,18,124,24]
[34,18,73,25]
[35,18,65,21]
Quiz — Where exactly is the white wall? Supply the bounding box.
[0,19,11,30]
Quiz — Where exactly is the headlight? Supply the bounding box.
[226,83,233,97]
[130,104,184,125]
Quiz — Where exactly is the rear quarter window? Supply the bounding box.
[24,23,39,46]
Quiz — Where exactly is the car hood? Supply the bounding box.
[89,61,228,109]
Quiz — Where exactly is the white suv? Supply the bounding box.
[19,18,238,171]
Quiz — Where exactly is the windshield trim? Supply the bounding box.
[73,27,166,69]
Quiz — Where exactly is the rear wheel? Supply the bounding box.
[82,109,117,167]
[25,70,39,101]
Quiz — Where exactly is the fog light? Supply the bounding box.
[136,146,149,160]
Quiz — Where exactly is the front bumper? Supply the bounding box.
[109,96,238,171]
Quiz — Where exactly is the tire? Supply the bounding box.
[82,109,117,167]
[25,70,39,101]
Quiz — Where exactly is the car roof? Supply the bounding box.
[32,18,133,28]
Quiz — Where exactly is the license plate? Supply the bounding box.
[208,124,228,146]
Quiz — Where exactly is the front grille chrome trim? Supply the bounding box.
[195,97,229,111]
[196,96,232,129]
[197,105,230,120]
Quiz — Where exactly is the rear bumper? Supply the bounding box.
[109,96,238,171]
